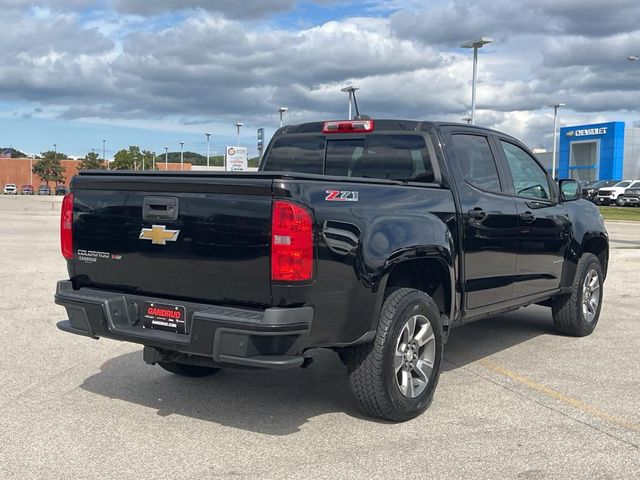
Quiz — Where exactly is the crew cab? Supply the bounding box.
[595,180,640,206]
[55,119,608,421]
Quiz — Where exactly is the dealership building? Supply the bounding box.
[556,122,640,182]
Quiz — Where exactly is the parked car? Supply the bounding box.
[21,184,34,195]
[55,185,68,196]
[55,119,608,421]
[38,185,51,195]
[620,186,640,207]
[582,180,619,203]
[3,183,17,195]
[595,180,640,205]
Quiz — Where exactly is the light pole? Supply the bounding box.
[53,143,57,161]
[205,132,211,168]
[102,139,106,169]
[340,86,359,119]
[164,146,169,170]
[549,103,565,181]
[179,141,185,171]
[152,151,156,170]
[460,37,493,125]
[278,107,288,128]
[235,123,243,147]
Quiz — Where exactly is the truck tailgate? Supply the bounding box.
[70,174,273,307]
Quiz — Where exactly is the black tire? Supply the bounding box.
[157,361,221,377]
[616,196,624,206]
[552,253,603,337]
[342,288,444,422]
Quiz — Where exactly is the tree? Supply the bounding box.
[78,151,105,170]
[0,147,27,158]
[33,157,65,190]
[112,146,142,170]
[40,150,69,160]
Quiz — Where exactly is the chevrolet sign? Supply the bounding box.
[566,127,608,137]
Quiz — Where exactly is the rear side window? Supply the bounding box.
[262,136,325,174]
[264,134,434,183]
[451,134,501,192]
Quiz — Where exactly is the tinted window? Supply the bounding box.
[451,134,501,192]
[264,134,435,182]
[630,181,640,189]
[500,141,551,200]
[326,135,434,182]
[615,181,631,187]
[262,136,325,174]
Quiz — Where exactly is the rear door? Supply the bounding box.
[443,129,519,309]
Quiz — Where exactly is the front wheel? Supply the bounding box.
[342,288,444,421]
[616,196,625,206]
[552,253,603,336]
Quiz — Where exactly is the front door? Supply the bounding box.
[445,130,519,309]
[494,138,570,297]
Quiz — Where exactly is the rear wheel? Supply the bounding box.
[157,361,221,377]
[342,288,444,421]
[552,253,603,336]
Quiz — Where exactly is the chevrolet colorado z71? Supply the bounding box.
[56,119,608,421]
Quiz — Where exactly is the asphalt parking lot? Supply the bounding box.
[1,195,639,479]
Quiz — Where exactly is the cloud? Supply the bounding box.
[1,0,640,153]
[113,0,297,19]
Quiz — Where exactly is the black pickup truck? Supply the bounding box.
[56,119,608,421]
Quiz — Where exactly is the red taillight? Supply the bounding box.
[271,200,313,282]
[61,192,74,259]
[322,120,374,134]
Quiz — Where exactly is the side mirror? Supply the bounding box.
[559,179,581,201]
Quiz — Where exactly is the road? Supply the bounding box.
[1,195,639,479]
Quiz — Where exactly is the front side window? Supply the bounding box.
[451,134,501,192]
[614,181,631,187]
[500,141,551,200]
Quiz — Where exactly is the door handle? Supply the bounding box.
[520,211,536,224]
[468,208,487,220]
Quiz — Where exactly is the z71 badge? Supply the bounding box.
[325,190,359,202]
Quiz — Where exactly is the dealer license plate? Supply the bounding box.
[142,302,187,334]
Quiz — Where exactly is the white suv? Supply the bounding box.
[3,183,17,195]
[596,180,640,206]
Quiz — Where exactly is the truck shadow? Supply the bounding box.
[80,305,555,435]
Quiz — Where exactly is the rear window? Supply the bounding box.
[263,134,434,182]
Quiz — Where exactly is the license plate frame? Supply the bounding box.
[142,302,187,334]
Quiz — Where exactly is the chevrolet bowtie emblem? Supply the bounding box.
[139,225,180,245]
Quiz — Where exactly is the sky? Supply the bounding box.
[1,0,639,159]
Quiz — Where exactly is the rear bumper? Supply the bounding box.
[55,281,313,369]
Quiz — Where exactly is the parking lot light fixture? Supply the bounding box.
[340,86,359,119]
[548,103,565,181]
[235,123,243,147]
[627,55,639,62]
[460,37,493,125]
[205,132,211,168]
[278,107,288,128]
